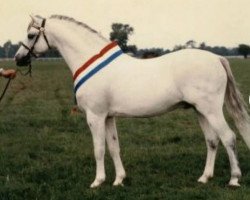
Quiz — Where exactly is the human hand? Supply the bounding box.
[1,69,16,79]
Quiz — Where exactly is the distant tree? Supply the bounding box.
[197,42,238,56]
[126,45,137,55]
[3,40,12,58]
[173,44,186,51]
[238,44,250,59]
[110,23,136,53]
[43,48,61,58]
[0,40,62,58]
[0,46,4,58]
[211,46,229,56]
[9,43,19,58]
[199,42,206,50]
[228,47,238,56]
[136,48,168,58]
[185,40,196,48]
[1,41,22,58]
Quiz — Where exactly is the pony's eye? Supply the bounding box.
[28,34,36,40]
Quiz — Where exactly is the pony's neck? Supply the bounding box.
[46,19,109,75]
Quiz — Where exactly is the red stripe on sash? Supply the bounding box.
[73,41,118,81]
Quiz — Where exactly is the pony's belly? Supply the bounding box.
[109,108,170,118]
[108,80,182,117]
[109,98,179,117]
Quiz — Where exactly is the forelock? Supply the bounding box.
[27,15,44,31]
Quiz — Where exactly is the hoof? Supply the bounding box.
[90,178,105,188]
[113,181,124,187]
[113,179,124,186]
[198,175,210,184]
[113,174,126,186]
[229,179,241,187]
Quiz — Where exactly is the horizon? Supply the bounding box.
[0,38,245,51]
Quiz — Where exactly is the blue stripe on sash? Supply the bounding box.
[74,49,123,93]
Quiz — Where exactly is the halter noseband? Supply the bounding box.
[21,18,51,58]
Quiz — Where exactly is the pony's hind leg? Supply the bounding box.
[105,117,126,186]
[198,114,219,184]
[197,102,241,186]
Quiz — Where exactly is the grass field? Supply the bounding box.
[0,59,250,200]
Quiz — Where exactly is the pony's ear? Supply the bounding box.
[29,14,36,23]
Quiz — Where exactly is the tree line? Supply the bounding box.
[110,23,250,59]
[0,41,60,59]
[1,23,250,59]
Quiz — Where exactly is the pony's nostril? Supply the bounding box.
[15,54,20,61]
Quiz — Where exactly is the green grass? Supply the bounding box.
[0,59,250,200]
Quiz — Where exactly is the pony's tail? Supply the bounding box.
[220,57,250,149]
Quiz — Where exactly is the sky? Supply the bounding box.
[1,0,250,49]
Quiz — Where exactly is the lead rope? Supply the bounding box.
[0,64,32,103]
[16,63,32,77]
[0,78,12,102]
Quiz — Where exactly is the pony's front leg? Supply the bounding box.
[87,111,107,188]
[106,117,126,186]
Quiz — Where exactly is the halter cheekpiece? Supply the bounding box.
[21,18,51,58]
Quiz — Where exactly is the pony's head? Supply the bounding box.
[15,15,51,66]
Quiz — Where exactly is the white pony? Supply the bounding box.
[15,15,250,188]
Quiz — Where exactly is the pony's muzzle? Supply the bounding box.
[15,53,31,67]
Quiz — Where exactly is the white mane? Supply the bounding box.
[49,15,108,41]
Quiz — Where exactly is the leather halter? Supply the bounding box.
[21,18,51,58]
